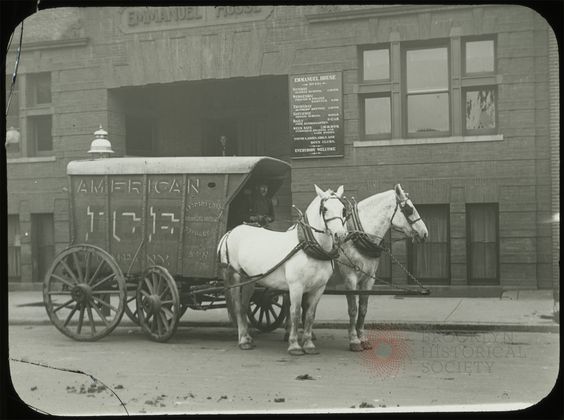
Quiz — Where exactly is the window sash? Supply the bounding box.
[464,39,496,75]
[362,48,390,81]
[30,115,53,154]
[408,205,450,284]
[360,37,497,140]
[467,204,499,283]
[463,87,497,134]
[363,95,392,138]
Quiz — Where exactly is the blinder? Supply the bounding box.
[392,197,421,226]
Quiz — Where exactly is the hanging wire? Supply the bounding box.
[6,21,24,118]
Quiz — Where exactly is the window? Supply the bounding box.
[19,72,54,157]
[408,205,450,284]
[360,47,392,139]
[359,36,497,142]
[8,215,21,281]
[26,72,51,106]
[467,204,499,284]
[464,39,495,74]
[28,115,53,155]
[364,95,391,138]
[405,46,450,136]
[363,48,390,81]
[464,87,497,133]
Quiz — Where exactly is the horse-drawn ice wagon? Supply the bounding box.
[43,156,292,342]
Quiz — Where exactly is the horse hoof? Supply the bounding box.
[361,341,373,350]
[283,333,289,342]
[312,332,317,341]
[303,347,319,355]
[239,342,255,350]
[349,342,363,352]
[288,348,305,356]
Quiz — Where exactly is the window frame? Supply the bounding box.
[360,46,391,82]
[358,34,499,144]
[407,204,451,285]
[462,85,498,136]
[26,72,52,107]
[402,41,452,138]
[361,93,392,140]
[27,114,53,156]
[462,36,496,77]
[466,203,500,285]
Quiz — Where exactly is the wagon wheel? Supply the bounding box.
[43,244,126,341]
[247,289,289,332]
[136,266,180,342]
[124,280,140,324]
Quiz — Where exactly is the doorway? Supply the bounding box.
[31,213,55,283]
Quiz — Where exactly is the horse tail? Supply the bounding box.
[217,229,237,324]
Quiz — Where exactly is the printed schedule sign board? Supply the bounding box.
[290,72,343,158]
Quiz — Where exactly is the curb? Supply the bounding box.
[9,319,559,334]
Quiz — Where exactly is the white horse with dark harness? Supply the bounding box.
[338,184,429,351]
[217,185,347,355]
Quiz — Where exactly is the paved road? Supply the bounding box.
[8,325,559,415]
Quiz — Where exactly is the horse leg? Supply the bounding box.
[301,286,325,355]
[287,286,305,356]
[230,272,254,350]
[241,283,255,344]
[283,294,314,342]
[356,276,376,350]
[344,275,362,352]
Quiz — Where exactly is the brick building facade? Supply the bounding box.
[5,5,559,294]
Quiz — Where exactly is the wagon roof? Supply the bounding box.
[67,156,291,176]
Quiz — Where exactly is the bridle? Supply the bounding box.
[319,194,348,231]
[390,196,421,229]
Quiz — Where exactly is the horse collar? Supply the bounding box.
[346,201,383,258]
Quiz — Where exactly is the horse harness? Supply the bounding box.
[343,198,383,258]
[219,194,345,287]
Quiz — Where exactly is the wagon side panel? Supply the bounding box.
[181,174,229,278]
[71,175,109,249]
[143,174,185,274]
[107,175,146,274]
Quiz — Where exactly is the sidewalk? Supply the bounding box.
[8,289,559,333]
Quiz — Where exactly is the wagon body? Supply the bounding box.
[67,156,290,279]
[42,156,291,342]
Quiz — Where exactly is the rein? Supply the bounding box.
[216,199,343,291]
[338,197,429,295]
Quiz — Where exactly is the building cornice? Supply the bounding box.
[305,4,499,23]
[6,37,89,54]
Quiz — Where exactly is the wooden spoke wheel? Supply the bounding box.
[247,289,289,332]
[136,266,180,342]
[124,280,140,324]
[43,245,126,341]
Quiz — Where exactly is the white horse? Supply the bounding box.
[339,184,428,351]
[217,185,347,355]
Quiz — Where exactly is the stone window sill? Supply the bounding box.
[353,134,503,147]
[7,156,56,164]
